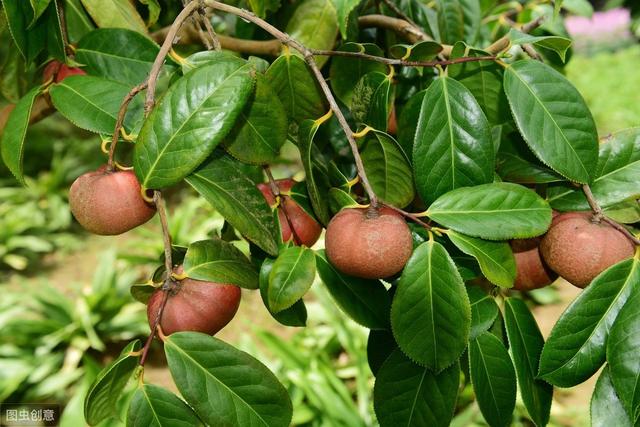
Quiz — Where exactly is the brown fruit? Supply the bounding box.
[325,206,413,279]
[147,267,241,336]
[387,105,397,135]
[43,60,86,84]
[540,212,635,288]
[510,237,557,291]
[69,166,156,235]
[257,178,322,247]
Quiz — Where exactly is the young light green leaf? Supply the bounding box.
[374,349,459,427]
[413,76,494,204]
[331,0,362,39]
[350,71,392,131]
[247,0,280,18]
[316,250,391,329]
[508,29,572,62]
[299,119,331,225]
[329,43,386,105]
[183,239,259,289]
[427,183,552,240]
[389,40,443,60]
[285,0,338,68]
[127,384,203,427]
[469,332,517,427]
[164,332,292,427]
[259,258,307,327]
[504,60,599,183]
[504,298,552,427]
[391,240,471,371]
[0,86,41,184]
[268,246,316,313]
[79,0,147,34]
[591,366,633,427]
[468,286,499,340]
[186,152,279,256]
[538,259,640,387]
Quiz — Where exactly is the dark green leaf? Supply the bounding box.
[396,89,424,163]
[299,119,331,225]
[164,332,292,427]
[3,0,46,62]
[390,40,443,60]
[468,286,499,340]
[79,0,147,34]
[127,384,203,427]
[64,0,94,43]
[29,0,53,25]
[437,0,464,44]
[259,258,307,327]
[45,1,66,61]
[508,29,572,62]
[329,43,386,105]
[368,329,396,376]
[268,246,316,313]
[331,0,362,38]
[391,240,470,371]
[591,366,633,427]
[350,71,392,131]
[130,284,155,304]
[285,0,338,68]
[497,137,563,184]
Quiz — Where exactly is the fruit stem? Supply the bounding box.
[582,184,640,246]
[139,286,171,367]
[263,166,304,245]
[383,203,433,230]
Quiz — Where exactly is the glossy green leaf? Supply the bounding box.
[268,246,316,313]
[29,0,53,25]
[164,332,292,427]
[76,28,161,86]
[328,187,360,213]
[351,71,392,131]
[504,60,598,183]
[127,384,203,427]
[389,40,443,60]
[316,250,391,329]
[186,152,279,256]
[605,200,640,224]
[391,240,470,371]
[436,0,463,44]
[259,258,307,327]
[396,89,424,162]
[508,29,572,62]
[548,128,640,211]
[427,183,552,240]
[591,366,633,427]
[64,0,94,43]
[286,0,338,68]
[84,340,141,426]
[504,298,552,427]
[539,259,640,387]
[134,62,255,189]
[361,131,414,207]
[223,75,288,164]
[469,332,517,427]
[49,75,144,134]
[183,239,259,289]
[45,1,66,61]
[497,137,563,184]
[130,284,155,304]
[181,51,246,74]
[329,43,386,105]
[0,86,41,184]
[446,230,516,288]
[299,119,331,225]
[331,0,362,38]
[468,286,499,340]
[374,349,459,427]
[3,0,46,62]
[413,76,494,205]
[79,0,147,34]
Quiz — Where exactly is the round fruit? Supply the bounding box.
[257,178,322,247]
[325,206,413,279]
[540,212,635,288]
[43,60,86,83]
[510,237,557,291]
[69,166,156,235]
[147,267,241,336]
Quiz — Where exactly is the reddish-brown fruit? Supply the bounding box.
[510,237,557,291]
[147,267,241,336]
[0,104,15,137]
[540,212,635,288]
[43,60,86,84]
[387,105,397,135]
[257,178,322,247]
[69,166,156,235]
[325,207,413,279]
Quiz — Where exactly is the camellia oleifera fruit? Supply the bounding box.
[43,60,86,83]
[540,212,635,288]
[510,237,557,291]
[257,178,322,247]
[69,166,156,235]
[146,266,241,336]
[325,206,413,279]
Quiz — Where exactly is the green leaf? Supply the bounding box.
[84,340,141,426]
[437,0,463,44]
[468,286,499,340]
[591,366,633,427]
[350,71,392,131]
[298,119,331,225]
[427,183,552,240]
[64,0,94,43]
[265,54,325,134]
[181,51,247,74]
[316,250,391,329]
[3,0,46,62]
[286,0,338,68]
[0,86,41,184]
[538,259,640,387]
[329,43,386,105]
[361,131,414,208]
[469,332,517,427]
[138,0,161,26]
[497,137,563,184]
[413,76,494,205]
[508,29,572,62]
[76,28,161,86]
[389,40,443,61]
[396,89,424,162]
[49,75,144,134]
[331,0,362,38]
[562,0,593,17]
[607,280,640,420]
[328,187,360,213]
[247,0,280,18]
[45,1,66,61]
[548,128,640,211]
[368,329,396,376]
[374,349,459,427]
[504,298,552,427]
[79,0,147,34]
[134,62,255,189]
[29,0,53,26]
[391,240,470,371]
[164,332,292,427]
[268,246,316,313]
[446,230,516,288]
[127,384,203,427]
[186,152,279,256]
[223,75,288,164]
[130,284,155,304]
[259,258,307,327]
[503,60,598,183]
[183,239,259,289]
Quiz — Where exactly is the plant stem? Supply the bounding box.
[310,49,496,67]
[263,166,303,244]
[198,7,221,50]
[382,204,432,230]
[107,82,148,172]
[380,0,428,40]
[582,184,640,246]
[485,16,545,55]
[56,0,72,57]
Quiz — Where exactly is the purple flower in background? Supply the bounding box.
[566,8,631,39]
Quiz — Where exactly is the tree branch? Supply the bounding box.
[380,0,429,41]
[582,184,640,246]
[310,49,495,67]
[107,82,148,172]
[485,16,545,55]
[382,204,432,230]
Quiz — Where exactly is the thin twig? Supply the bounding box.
[139,288,169,366]
[55,0,72,56]
[263,166,303,244]
[485,16,545,55]
[380,0,428,40]
[382,204,432,230]
[582,184,640,246]
[310,49,496,67]
[522,43,542,61]
[198,7,221,50]
[107,82,148,172]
